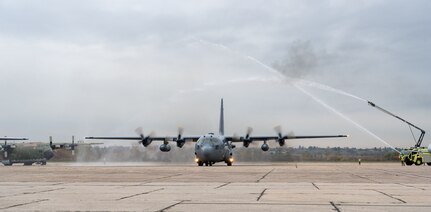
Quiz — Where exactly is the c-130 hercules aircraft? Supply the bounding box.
[86,99,347,166]
[0,136,89,166]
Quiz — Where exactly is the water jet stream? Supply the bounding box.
[294,84,400,153]
[196,39,398,152]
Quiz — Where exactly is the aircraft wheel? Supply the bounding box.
[205,162,209,166]
[198,161,203,166]
[24,162,33,166]
[41,161,47,166]
[227,162,232,166]
[209,163,213,166]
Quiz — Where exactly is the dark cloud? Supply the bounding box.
[272,41,318,78]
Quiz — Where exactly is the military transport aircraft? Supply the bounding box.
[86,99,348,166]
[0,136,93,166]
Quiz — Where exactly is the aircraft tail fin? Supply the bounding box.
[219,98,224,135]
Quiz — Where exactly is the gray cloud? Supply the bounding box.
[0,0,430,150]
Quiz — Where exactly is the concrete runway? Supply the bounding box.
[1,162,431,211]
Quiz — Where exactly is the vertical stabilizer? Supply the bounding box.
[219,98,224,135]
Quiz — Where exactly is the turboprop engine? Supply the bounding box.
[159,144,171,152]
[261,142,269,151]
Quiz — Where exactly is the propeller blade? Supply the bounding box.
[135,127,144,138]
[274,125,283,138]
[246,127,253,139]
[177,127,184,139]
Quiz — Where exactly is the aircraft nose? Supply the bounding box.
[43,150,54,160]
[198,146,212,161]
[203,147,212,158]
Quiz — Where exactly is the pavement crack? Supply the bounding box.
[0,199,49,210]
[348,172,380,183]
[143,174,183,184]
[117,188,164,200]
[312,182,320,190]
[373,189,406,203]
[214,182,230,189]
[0,188,65,199]
[256,188,267,201]
[330,201,341,212]
[256,168,275,183]
[158,200,186,212]
[377,169,431,180]
[50,182,64,186]
[395,183,426,191]
[23,187,65,195]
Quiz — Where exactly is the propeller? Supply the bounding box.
[135,127,154,147]
[246,127,253,139]
[71,136,75,156]
[274,125,286,146]
[176,127,186,148]
[2,141,9,158]
[241,127,253,147]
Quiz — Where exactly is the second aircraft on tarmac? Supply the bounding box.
[86,99,348,166]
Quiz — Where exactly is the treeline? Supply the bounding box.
[52,145,400,162]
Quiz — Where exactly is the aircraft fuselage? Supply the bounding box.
[1,142,54,166]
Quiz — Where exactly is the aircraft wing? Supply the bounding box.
[85,136,201,142]
[227,135,348,141]
[85,135,200,150]
[85,136,165,140]
[0,137,28,141]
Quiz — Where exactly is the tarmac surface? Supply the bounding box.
[1,162,431,211]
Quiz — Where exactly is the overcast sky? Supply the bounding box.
[0,0,430,149]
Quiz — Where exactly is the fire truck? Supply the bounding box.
[368,101,430,166]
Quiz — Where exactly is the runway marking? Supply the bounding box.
[329,201,341,212]
[157,200,186,212]
[312,182,320,190]
[214,182,230,189]
[372,189,406,203]
[0,199,49,210]
[256,168,274,183]
[116,188,164,200]
[256,188,267,201]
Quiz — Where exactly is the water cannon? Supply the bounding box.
[367,100,425,148]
